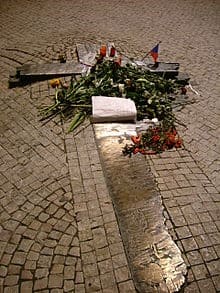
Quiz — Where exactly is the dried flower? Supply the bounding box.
[133,147,140,154]
[123,125,183,156]
[50,79,61,88]
[175,138,183,148]
[131,135,141,144]
[152,135,160,142]
[181,87,187,94]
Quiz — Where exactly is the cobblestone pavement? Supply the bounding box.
[0,0,219,292]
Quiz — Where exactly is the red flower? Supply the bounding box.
[152,135,160,142]
[167,134,176,144]
[133,147,140,154]
[124,126,183,156]
[171,128,177,136]
[175,138,183,148]
[131,135,141,144]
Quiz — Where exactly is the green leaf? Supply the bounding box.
[68,112,85,133]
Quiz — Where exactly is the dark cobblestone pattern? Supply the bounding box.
[0,73,135,293]
[64,123,136,293]
[0,0,219,292]
[148,150,220,292]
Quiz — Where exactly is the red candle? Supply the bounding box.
[110,46,116,57]
[100,45,107,57]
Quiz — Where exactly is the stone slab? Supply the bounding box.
[9,62,84,87]
[94,123,187,292]
[18,62,83,76]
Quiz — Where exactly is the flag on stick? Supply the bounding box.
[150,43,159,63]
[141,41,161,62]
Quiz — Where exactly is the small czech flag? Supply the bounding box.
[150,43,160,63]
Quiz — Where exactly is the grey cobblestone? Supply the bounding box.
[0,0,219,292]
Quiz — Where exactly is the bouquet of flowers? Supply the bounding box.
[122,125,183,156]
